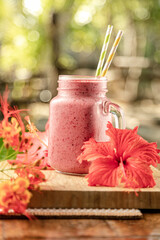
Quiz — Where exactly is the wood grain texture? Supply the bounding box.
[1,214,160,239]
[0,221,3,240]
[29,167,160,209]
[0,163,160,210]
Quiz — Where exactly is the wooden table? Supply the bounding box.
[1,167,160,239]
[0,213,160,239]
[30,168,160,209]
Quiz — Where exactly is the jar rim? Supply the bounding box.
[59,75,107,82]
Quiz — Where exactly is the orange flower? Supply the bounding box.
[0,89,49,168]
[0,117,21,149]
[0,177,32,214]
[0,88,29,151]
[0,182,13,209]
[15,131,48,168]
[13,116,49,168]
[15,167,46,190]
[25,116,38,133]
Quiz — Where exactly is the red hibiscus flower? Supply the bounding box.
[78,122,160,188]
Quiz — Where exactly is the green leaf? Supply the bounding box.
[0,138,18,161]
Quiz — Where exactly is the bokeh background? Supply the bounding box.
[0,0,160,146]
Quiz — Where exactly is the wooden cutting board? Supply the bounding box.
[29,167,160,209]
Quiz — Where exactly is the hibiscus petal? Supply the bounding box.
[106,122,160,166]
[122,157,156,188]
[77,138,113,163]
[87,157,119,187]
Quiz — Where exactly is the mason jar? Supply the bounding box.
[48,75,125,174]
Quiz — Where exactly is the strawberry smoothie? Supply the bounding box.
[48,75,113,174]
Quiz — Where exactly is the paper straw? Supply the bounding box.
[101,30,123,77]
[95,25,113,76]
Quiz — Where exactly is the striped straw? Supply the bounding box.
[95,25,113,77]
[101,30,123,77]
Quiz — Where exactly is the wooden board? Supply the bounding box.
[29,167,160,209]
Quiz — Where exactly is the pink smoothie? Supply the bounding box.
[48,76,111,174]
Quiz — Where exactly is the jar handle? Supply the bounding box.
[103,101,125,129]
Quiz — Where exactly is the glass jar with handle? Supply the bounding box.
[48,75,125,174]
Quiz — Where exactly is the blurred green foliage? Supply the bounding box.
[0,0,160,73]
[0,0,159,140]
